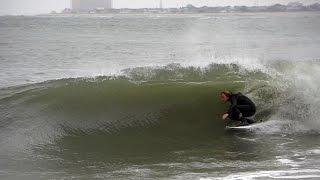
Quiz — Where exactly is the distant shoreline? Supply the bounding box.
[0,11,319,17]
[33,11,319,17]
[1,3,319,17]
[56,3,320,15]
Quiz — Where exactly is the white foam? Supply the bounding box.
[307,149,320,155]
[240,120,289,134]
[271,62,320,133]
[277,158,299,167]
[233,60,320,134]
[210,169,320,180]
[245,118,319,135]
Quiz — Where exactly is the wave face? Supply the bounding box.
[0,64,265,150]
[1,61,320,152]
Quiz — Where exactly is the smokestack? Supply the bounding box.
[160,0,163,9]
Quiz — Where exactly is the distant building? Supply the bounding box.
[71,0,112,10]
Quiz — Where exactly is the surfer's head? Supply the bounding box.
[220,90,231,102]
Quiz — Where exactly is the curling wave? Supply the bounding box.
[0,61,319,153]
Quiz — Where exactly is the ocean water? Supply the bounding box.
[0,12,320,179]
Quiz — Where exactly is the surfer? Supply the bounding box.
[220,91,256,125]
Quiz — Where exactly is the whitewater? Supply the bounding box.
[0,12,320,179]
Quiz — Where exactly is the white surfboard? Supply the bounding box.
[225,123,260,131]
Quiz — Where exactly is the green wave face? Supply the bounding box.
[28,80,242,156]
[1,62,316,159]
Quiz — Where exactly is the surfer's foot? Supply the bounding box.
[238,117,254,126]
[238,121,249,126]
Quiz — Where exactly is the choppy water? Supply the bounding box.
[1,12,320,179]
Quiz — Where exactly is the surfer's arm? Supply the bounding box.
[227,95,238,115]
[222,96,237,120]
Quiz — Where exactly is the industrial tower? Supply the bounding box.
[71,0,113,10]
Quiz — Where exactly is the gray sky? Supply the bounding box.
[0,0,319,15]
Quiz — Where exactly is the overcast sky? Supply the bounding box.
[0,0,319,15]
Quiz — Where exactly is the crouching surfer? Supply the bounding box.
[220,91,256,126]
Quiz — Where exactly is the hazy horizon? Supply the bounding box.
[0,0,319,15]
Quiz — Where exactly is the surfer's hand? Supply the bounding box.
[239,113,243,118]
[222,113,229,120]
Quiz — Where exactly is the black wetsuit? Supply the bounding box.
[227,93,256,124]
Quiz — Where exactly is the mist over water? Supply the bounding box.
[1,12,320,179]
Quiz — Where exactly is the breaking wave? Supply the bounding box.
[0,61,319,153]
